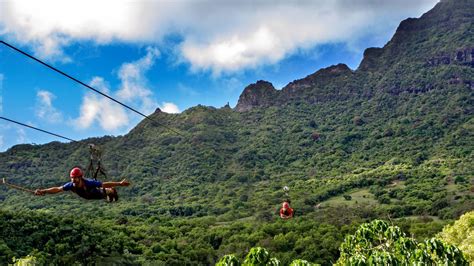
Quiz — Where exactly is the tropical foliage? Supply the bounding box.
[437,211,474,261]
[216,247,317,266]
[336,220,467,265]
[217,220,468,265]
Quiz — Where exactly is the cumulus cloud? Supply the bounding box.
[35,90,63,123]
[116,47,160,115]
[0,0,438,71]
[74,48,161,131]
[74,77,129,131]
[159,102,180,114]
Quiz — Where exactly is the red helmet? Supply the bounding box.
[282,202,290,209]
[70,167,83,178]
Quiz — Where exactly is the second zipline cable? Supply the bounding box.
[0,116,78,143]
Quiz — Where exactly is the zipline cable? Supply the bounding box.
[0,40,185,137]
[0,116,78,143]
[1,116,108,180]
[2,178,35,194]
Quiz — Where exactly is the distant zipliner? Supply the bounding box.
[280,201,294,219]
[279,186,294,219]
[35,145,130,202]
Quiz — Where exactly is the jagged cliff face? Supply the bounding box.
[234,64,357,111]
[280,63,356,104]
[235,81,278,112]
[359,0,473,70]
[234,0,474,112]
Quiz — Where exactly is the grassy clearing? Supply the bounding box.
[445,183,458,192]
[322,189,379,208]
[399,215,442,222]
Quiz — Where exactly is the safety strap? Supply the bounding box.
[85,144,108,180]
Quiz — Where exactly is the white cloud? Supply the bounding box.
[0,0,439,71]
[74,48,161,131]
[35,90,63,123]
[0,74,3,114]
[0,124,30,150]
[74,77,129,131]
[159,102,180,114]
[116,47,160,115]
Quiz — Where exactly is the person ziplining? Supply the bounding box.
[279,186,294,219]
[35,167,130,202]
[36,144,131,202]
[0,117,130,203]
[280,201,294,219]
[0,41,172,203]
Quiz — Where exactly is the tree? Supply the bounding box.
[216,254,240,266]
[336,220,467,265]
[216,247,283,266]
[13,255,39,266]
[311,132,321,141]
[437,211,474,261]
[243,247,280,266]
[216,247,323,266]
[289,259,315,266]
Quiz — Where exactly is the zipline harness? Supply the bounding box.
[85,144,108,180]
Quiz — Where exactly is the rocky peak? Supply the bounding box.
[235,80,278,112]
[282,63,352,94]
[307,63,352,79]
[235,0,473,112]
[148,107,166,119]
[391,0,473,40]
[221,102,231,110]
[358,48,384,71]
[358,0,473,72]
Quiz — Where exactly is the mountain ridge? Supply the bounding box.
[234,0,473,112]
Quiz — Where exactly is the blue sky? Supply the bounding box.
[0,0,439,151]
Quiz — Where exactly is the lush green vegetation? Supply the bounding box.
[216,247,314,266]
[0,0,472,264]
[437,211,474,261]
[2,208,465,265]
[215,219,468,265]
[336,220,467,265]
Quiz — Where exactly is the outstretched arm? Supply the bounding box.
[102,179,130,188]
[35,186,63,196]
